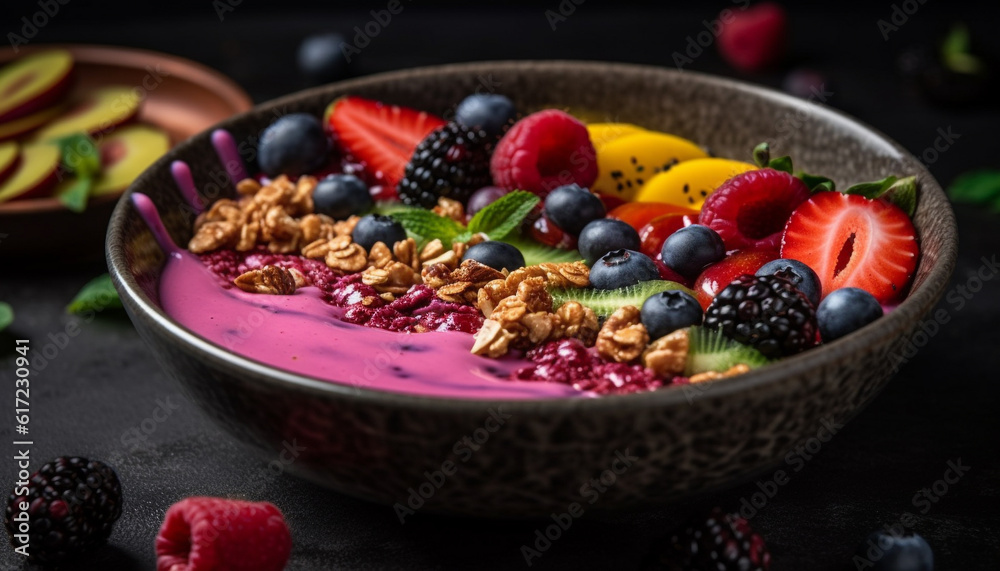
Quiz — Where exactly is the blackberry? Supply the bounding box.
[646,508,771,571]
[5,457,122,564]
[397,122,493,208]
[704,274,818,358]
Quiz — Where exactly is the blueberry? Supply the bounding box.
[816,287,883,342]
[258,113,330,177]
[756,258,822,306]
[466,186,508,215]
[313,174,373,220]
[297,33,349,84]
[455,94,517,138]
[462,241,525,272]
[589,249,660,290]
[578,219,640,266]
[857,530,933,571]
[543,184,606,236]
[660,224,726,280]
[351,214,407,251]
[641,290,703,339]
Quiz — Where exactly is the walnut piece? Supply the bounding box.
[642,329,689,377]
[236,178,262,196]
[555,301,599,346]
[689,364,751,384]
[188,221,238,253]
[431,260,505,305]
[596,306,650,363]
[432,197,465,222]
[515,277,553,313]
[233,265,300,295]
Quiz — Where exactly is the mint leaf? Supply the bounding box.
[948,170,1000,206]
[797,172,836,193]
[0,302,12,331]
[56,177,94,213]
[882,176,918,216]
[67,274,123,314]
[467,190,540,240]
[389,209,464,246]
[53,134,102,213]
[843,176,899,199]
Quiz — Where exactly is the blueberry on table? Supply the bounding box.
[756,258,822,307]
[258,113,330,177]
[857,530,933,571]
[589,249,660,290]
[543,184,606,236]
[661,224,726,280]
[578,218,640,265]
[455,94,517,138]
[313,174,373,220]
[351,214,407,251]
[817,287,883,342]
[462,241,525,272]
[641,290,704,339]
[297,32,349,84]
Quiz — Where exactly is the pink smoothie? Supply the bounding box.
[131,193,591,399]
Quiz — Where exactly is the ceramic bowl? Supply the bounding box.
[106,61,957,517]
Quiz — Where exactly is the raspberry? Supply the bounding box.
[515,338,665,394]
[647,507,771,570]
[699,168,810,251]
[490,109,597,197]
[155,497,291,571]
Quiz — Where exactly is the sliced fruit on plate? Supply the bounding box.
[550,279,695,319]
[593,131,708,200]
[607,201,697,231]
[325,96,445,189]
[92,124,171,195]
[780,191,919,303]
[31,86,141,141]
[633,157,757,209]
[0,141,19,185]
[0,104,65,142]
[586,122,646,151]
[0,143,61,203]
[0,50,75,123]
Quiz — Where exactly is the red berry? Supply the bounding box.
[781,191,919,304]
[699,168,810,251]
[653,253,691,286]
[156,497,292,571]
[529,214,577,249]
[490,109,597,197]
[717,2,788,72]
[597,192,628,213]
[638,212,697,259]
[608,202,698,232]
[692,249,779,310]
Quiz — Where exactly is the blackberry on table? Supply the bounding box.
[397,122,494,208]
[646,507,771,571]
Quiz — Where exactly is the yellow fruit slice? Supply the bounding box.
[586,122,647,151]
[593,132,708,200]
[634,158,757,210]
[93,124,171,195]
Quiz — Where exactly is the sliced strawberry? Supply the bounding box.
[325,96,445,189]
[692,249,779,310]
[781,192,919,303]
[699,168,810,251]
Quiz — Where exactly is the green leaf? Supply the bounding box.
[752,142,771,168]
[948,169,1000,206]
[56,177,94,213]
[466,190,540,240]
[882,176,918,216]
[797,172,837,193]
[0,302,12,332]
[67,274,123,315]
[843,175,899,199]
[941,23,984,74]
[767,155,793,174]
[389,209,465,246]
[52,134,102,213]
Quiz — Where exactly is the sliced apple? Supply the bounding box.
[0,143,61,203]
[0,141,19,186]
[92,124,170,196]
[32,86,141,142]
[0,103,65,141]
[0,50,74,123]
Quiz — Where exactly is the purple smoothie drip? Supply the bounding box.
[211,129,249,184]
[170,161,202,213]
[131,193,179,254]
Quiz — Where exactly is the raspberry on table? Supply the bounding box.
[646,507,771,570]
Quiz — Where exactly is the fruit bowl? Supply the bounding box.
[106,61,957,517]
[0,44,252,262]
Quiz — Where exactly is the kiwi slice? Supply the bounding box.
[550,280,694,319]
[506,236,583,266]
[685,326,770,376]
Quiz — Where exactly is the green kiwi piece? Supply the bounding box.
[550,280,695,319]
[506,236,584,266]
[684,326,770,376]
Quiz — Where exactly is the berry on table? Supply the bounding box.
[647,507,771,571]
[351,214,407,251]
[297,32,349,84]
[660,224,726,280]
[578,218,641,265]
[258,113,330,177]
[462,241,525,272]
[717,1,788,73]
[589,249,660,290]
[155,497,292,571]
[641,290,704,339]
[756,258,822,307]
[857,529,934,571]
[397,122,494,208]
[4,456,122,564]
[313,173,373,220]
[543,184,606,236]
[455,93,517,138]
[817,287,884,342]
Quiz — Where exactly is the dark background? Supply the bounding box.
[2,1,999,570]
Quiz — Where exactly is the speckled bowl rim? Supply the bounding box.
[107,60,958,415]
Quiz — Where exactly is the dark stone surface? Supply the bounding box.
[2,3,999,569]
